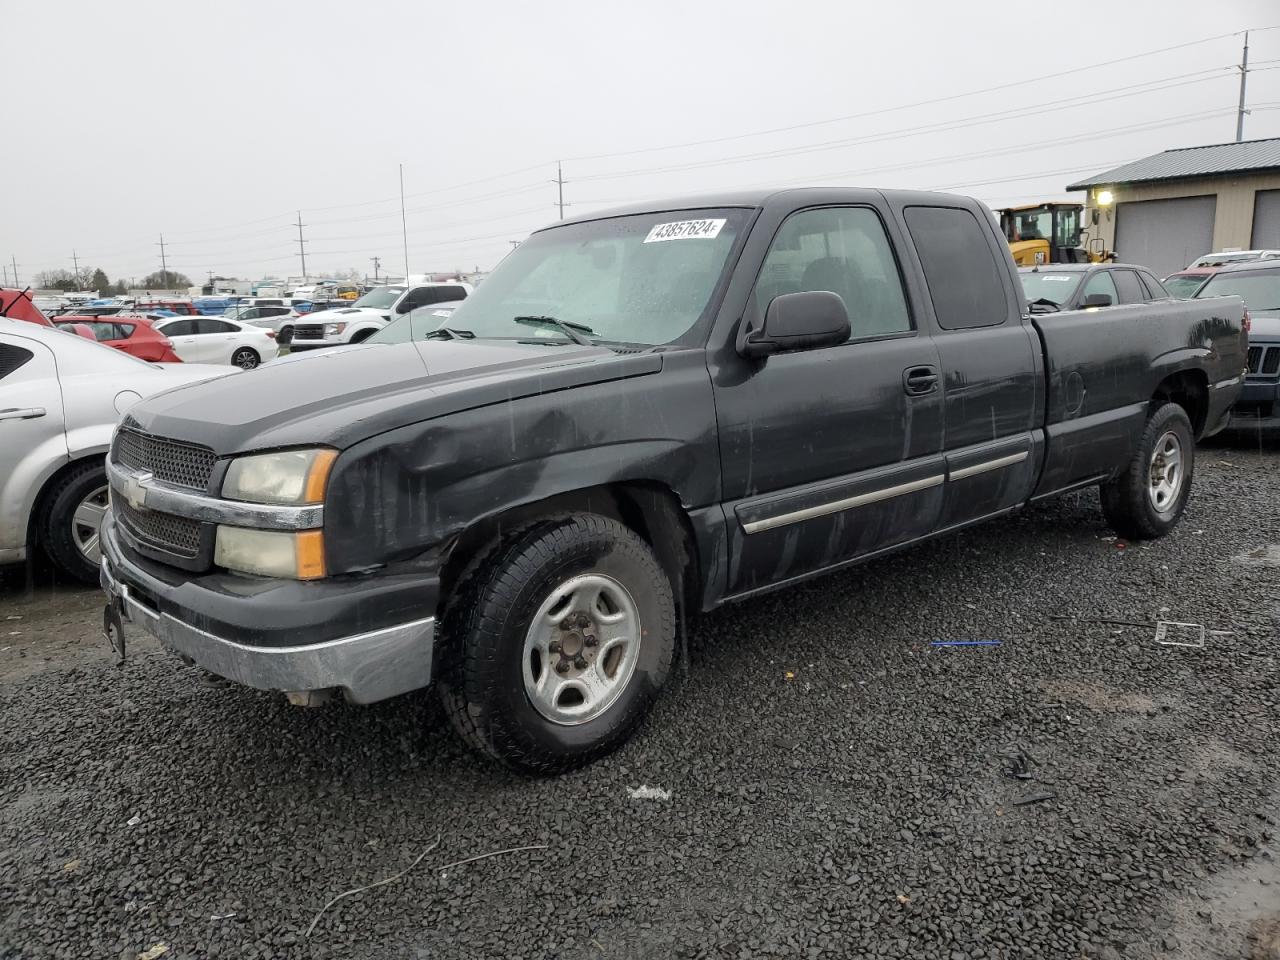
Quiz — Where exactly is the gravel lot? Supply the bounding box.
[2,433,1278,960]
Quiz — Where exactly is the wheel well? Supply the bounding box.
[350,329,374,343]
[438,482,700,616]
[1152,369,1209,438]
[27,454,106,546]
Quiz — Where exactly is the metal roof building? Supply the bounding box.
[1065,137,1280,276]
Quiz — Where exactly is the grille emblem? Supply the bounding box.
[123,472,153,511]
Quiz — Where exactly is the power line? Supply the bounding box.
[564,27,1280,163]
[573,67,1236,184]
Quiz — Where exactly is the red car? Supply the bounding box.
[53,315,182,362]
[1,287,53,326]
[135,299,198,315]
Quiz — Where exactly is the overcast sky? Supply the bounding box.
[5,0,1280,286]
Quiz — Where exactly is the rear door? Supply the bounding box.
[712,203,945,596]
[898,203,1041,530]
[192,318,239,362]
[157,318,200,360]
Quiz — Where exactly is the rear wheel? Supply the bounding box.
[231,347,260,369]
[40,461,109,583]
[1100,402,1194,540]
[438,514,675,774]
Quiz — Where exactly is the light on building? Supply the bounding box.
[1096,189,1115,207]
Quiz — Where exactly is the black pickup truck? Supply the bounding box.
[99,188,1247,773]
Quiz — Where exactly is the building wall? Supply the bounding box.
[1080,170,1280,256]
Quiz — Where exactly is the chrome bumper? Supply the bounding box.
[100,554,435,704]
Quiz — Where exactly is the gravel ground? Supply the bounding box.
[1,433,1278,960]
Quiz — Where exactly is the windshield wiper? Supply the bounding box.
[424,326,475,340]
[512,315,595,346]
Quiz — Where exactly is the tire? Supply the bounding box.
[231,347,260,369]
[278,326,294,345]
[40,460,109,584]
[1099,402,1194,540]
[437,514,676,775]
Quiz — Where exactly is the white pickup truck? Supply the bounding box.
[287,281,471,350]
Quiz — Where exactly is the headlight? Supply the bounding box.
[222,448,336,505]
[214,528,325,579]
[324,322,347,336]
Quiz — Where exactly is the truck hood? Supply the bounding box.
[1248,312,1280,341]
[299,306,389,323]
[124,340,663,455]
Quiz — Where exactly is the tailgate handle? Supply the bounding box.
[902,366,939,396]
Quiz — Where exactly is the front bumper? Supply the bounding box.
[99,514,438,704]
[287,337,344,351]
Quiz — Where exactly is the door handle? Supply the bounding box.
[902,366,939,396]
[0,407,47,421]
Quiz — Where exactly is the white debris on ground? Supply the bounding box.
[627,785,671,801]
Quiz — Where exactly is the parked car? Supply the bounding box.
[1019,263,1169,313]
[1,288,53,326]
[288,281,470,350]
[98,188,1245,773]
[150,316,278,368]
[53,315,182,362]
[1192,258,1280,425]
[1161,268,1219,299]
[1188,249,1280,269]
[0,321,233,581]
[135,300,197,315]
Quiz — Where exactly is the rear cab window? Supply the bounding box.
[904,206,1011,329]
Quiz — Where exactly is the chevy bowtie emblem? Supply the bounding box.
[123,472,152,511]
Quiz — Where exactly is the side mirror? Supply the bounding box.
[1081,293,1113,308]
[396,300,415,314]
[740,290,850,359]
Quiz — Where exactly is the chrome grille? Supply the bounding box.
[292,324,324,339]
[116,501,202,558]
[1248,346,1262,373]
[113,427,216,490]
[1264,347,1280,376]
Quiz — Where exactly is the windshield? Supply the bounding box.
[438,209,749,345]
[1195,269,1280,310]
[368,306,458,344]
[1019,270,1081,306]
[351,286,406,310]
[1162,274,1207,299]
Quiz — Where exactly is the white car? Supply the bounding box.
[0,321,234,581]
[288,281,471,350]
[151,315,279,368]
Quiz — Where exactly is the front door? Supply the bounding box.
[712,204,945,597]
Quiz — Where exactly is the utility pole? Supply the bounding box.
[156,234,168,287]
[369,255,381,282]
[294,211,308,279]
[9,256,18,288]
[2,265,8,286]
[71,250,81,289]
[399,164,409,280]
[553,160,567,220]
[1237,31,1250,143]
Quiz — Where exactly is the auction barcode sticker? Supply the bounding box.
[643,218,726,243]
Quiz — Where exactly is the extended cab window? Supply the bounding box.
[754,206,910,339]
[1112,270,1146,304]
[1081,271,1119,307]
[904,206,1009,329]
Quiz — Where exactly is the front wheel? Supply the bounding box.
[40,461,109,583]
[438,515,675,775]
[231,347,260,369]
[1100,402,1194,540]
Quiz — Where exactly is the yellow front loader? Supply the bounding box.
[997,202,1111,266]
